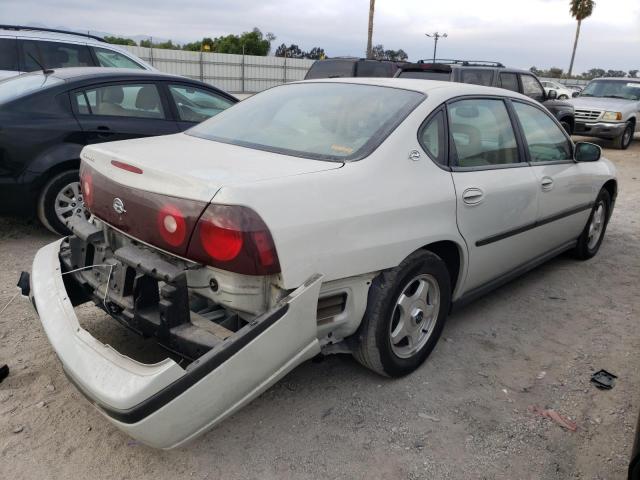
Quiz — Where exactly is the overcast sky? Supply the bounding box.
[1,0,638,73]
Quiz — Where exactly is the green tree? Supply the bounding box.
[371,44,407,61]
[182,37,214,52]
[530,66,543,76]
[547,67,564,78]
[568,0,595,77]
[581,68,605,79]
[605,69,627,78]
[104,36,137,46]
[307,47,326,60]
[139,39,179,49]
[629,69,639,78]
[213,28,275,55]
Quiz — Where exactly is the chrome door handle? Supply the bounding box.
[541,177,554,191]
[462,187,484,205]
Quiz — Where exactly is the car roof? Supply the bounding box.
[297,77,533,100]
[593,77,640,82]
[6,68,236,99]
[0,25,106,45]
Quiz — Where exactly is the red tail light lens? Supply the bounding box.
[157,204,187,247]
[187,204,280,275]
[80,167,93,209]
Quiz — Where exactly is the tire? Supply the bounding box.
[37,169,85,236]
[352,250,451,377]
[558,94,569,100]
[572,188,611,260]
[612,122,634,150]
[560,120,572,135]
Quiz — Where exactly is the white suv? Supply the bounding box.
[0,25,154,80]
[30,78,617,448]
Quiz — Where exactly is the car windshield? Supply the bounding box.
[0,72,63,104]
[187,82,425,161]
[580,80,640,100]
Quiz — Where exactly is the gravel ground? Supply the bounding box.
[0,138,639,479]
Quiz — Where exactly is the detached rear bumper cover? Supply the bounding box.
[31,239,322,449]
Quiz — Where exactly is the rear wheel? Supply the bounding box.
[352,250,451,377]
[572,188,611,260]
[37,170,86,236]
[558,94,569,100]
[612,122,634,150]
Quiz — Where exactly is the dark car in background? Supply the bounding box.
[395,59,576,134]
[304,57,402,79]
[0,67,237,234]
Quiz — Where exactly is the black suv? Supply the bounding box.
[304,58,402,79]
[0,68,237,234]
[395,60,575,134]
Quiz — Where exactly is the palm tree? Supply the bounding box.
[568,0,595,77]
[366,0,375,59]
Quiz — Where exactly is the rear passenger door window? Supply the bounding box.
[520,74,545,102]
[418,110,446,165]
[448,98,519,167]
[0,38,18,72]
[499,73,519,92]
[512,102,572,162]
[20,40,94,71]
[74,83,165,119]
[460,69,493,86]
[92,47,145,70]
[72,82,178,145]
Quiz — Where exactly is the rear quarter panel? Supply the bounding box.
[213,98,468,294]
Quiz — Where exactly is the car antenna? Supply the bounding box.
[28,53,54,74]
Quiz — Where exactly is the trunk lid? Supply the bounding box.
[81,133,343,203]
[80,133,342,257]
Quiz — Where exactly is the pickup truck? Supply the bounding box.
[569,77,639,149]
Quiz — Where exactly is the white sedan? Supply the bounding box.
[541,80,575,99]
[29,78,617,448]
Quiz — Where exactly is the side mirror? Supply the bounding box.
[547,89,558,100]
[575,142,601,162]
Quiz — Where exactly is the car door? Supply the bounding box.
[72,81,179,144]
[165,83,236,130]
[511,100,595,250]
[447,97,540,292]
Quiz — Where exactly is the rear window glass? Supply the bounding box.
[0,73,63,104]
[304,60,355,79]
[397,70,451,81]
[0,38,18,71]
[356,61,395,77]
[188,82,424,162]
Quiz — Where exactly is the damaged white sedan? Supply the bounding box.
[30,78,617,448]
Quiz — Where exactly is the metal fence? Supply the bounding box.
[124,46,315,94]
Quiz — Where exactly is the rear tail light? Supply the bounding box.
[187,204,280,275]
[80,167,94,209]
[157,204,187,247]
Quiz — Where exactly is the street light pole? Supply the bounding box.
[425,32,447,63]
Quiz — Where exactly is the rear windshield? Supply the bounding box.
[0,73,63,104]
[356,61,395,77]
[305,60,355,79]
[187,82,424,162]
[397,70,451,81]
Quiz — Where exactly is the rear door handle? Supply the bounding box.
[541,177,554,191]
[462,187,484,205]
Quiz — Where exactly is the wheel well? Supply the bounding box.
[602,179,617,203]
[37,159,80,191]
[421,241,461,292]
[628,117,636,128]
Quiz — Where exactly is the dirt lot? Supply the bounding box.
[1,138,639,480]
